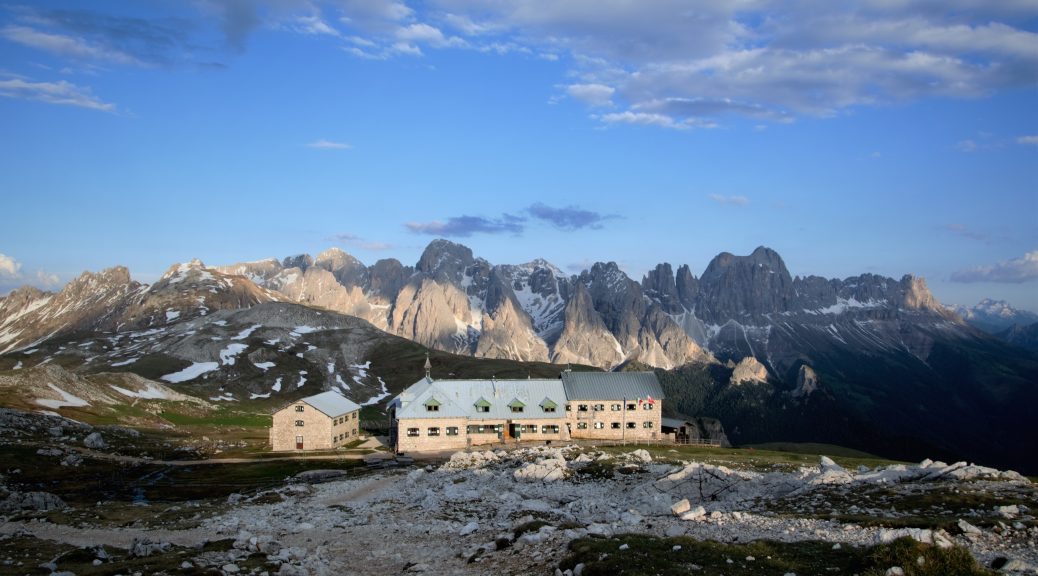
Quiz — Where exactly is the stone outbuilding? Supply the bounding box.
[270,391,361,451]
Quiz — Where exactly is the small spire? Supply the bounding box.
[424,352,432,380]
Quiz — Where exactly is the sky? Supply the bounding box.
[0,0,1036,311]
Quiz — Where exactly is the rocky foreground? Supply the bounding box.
[2,444,1037,575]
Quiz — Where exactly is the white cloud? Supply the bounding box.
[0,254,62,292]
[1,25,142,66]
[0,253,21,279]
[35,270,61,288]
[565,83,615,107]
[951,251,1038,283]
[0,77,115,111]
[598,111,696,130]
[396,23,466,47]
[1017,135,1038,145]
[709,194,750,206]
[416,1,1038,126]
[307,139,352,149]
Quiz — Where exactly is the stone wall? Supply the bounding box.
[270,402,360,451]
[566,398,661,441]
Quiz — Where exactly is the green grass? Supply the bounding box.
[159,409,271,427]
[745,442,882,459]
[591,443,904,472]
[559,535,995,576]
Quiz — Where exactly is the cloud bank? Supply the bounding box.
[951,251,1038,283]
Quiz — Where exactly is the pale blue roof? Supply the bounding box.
[394,378,567,420]
[302,391,361,417]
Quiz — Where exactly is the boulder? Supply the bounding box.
[670,499,691,516]
[84,432,107,449]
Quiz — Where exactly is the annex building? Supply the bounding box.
[389,370,663,452]
[270,391,362,451]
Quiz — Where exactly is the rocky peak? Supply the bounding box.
[898,275,942,313]
[730,356,769,386]
[1,285,49,304]
[697,247,794,323]
[416,239,475,284]
[642,263,682,314]
[315,248,367,287]
[675,264,699,309]
[368,258,412,299]
[65,266,136,294]
[282,254,314,271]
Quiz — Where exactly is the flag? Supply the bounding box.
[647,395,655,405]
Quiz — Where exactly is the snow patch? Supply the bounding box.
[253,361,276,371]
[110,357,139,367]
[297,371,308,388]
[109,382,171,400]
[162,362,220,383]
[219,343,248,365]
[165,309,181,322]
[361,376,390,406]
[293,325,320,334]
[272,377,283,392]
[36,384,90,409]
[232,324,262,340]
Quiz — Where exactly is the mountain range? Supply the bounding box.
[1,240,1035,472]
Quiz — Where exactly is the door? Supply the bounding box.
[295,435,304,450]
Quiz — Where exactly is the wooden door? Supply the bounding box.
[296,435,304,450]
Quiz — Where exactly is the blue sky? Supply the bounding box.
[1,0,1036,311]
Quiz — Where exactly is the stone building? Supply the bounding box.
[390,369,663,453]
[270,391,361,451]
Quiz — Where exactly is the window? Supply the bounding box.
[510,406,524,413]
[332,419,337,426]
[295,420,304,427]
[627,403,636,411]
[577,404,589,412]
[427,427,440,436]
[643,402,654,410]
[577,422,588,430]
[477,406,490,413]
[565,404,571,412]
[593,421,605,429]
[295,405,304,412]
[406,428,419,437]
[446,427,459,436]
[541,425,559,434]
[626,422,636,429]
[611,404,621,411]
[611,422,621,429]
[593,404,605,411]
[543,406,556,413]
[643,421,654,428]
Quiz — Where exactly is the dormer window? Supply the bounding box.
[540,398,558,413]
[508,398,525,413]
[424,398,441,412]
[474,397,491,413]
